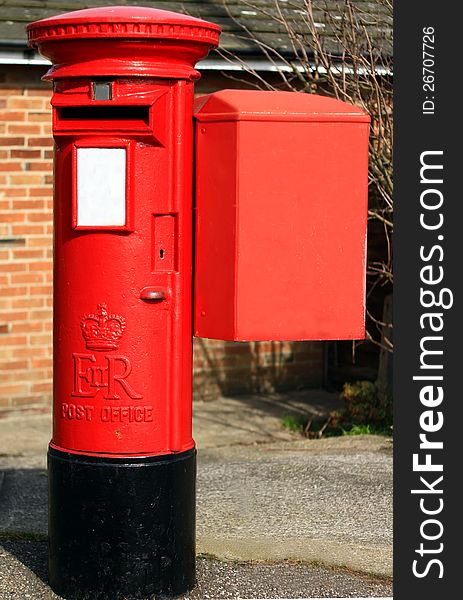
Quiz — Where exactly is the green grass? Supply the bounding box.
[343,424,374,436]
[282,414,392,439]
[342,423,392,437]
[281,414,304,433]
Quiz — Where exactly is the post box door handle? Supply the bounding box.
[140,287,167,302]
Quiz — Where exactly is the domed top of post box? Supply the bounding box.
[194,89,370,122]
[27,6,221,80]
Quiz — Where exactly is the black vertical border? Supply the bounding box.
[395,2,462,598]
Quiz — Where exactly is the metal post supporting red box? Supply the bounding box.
[27,7,220,599]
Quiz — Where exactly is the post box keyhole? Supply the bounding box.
[153,214,177,272]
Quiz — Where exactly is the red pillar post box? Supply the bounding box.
[27,7,220,599]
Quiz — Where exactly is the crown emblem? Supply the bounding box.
[80,303,125,351]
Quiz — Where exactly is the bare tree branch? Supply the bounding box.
[216,0,393,354]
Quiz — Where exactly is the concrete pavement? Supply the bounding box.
[0,390,392,598]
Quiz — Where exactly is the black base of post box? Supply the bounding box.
[48,446,196,600]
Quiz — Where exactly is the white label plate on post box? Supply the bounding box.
[76,147,126,227]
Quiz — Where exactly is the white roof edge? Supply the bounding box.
[0,49,392,76]
[198,57,392,76]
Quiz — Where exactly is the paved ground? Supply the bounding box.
[0,542,392,600]
[0,391,393,598]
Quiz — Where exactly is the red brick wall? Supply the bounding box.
[0,67,53,410]
[193,339,323,401]
[0,66,323,411]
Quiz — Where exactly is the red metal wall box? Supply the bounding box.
[193,90,370,342]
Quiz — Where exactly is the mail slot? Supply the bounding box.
[193,90,370,341]
[52,81,156,134]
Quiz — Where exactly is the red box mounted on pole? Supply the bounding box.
[193,90,370,341]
